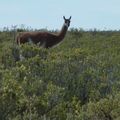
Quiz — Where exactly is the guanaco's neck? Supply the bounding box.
[57,23,68,40]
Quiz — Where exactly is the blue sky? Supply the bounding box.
[0,0,120,30]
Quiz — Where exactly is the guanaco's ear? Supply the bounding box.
[63,16,66,20]
[69,16,71,20]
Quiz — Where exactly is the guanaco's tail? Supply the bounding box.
[16,34,21,46]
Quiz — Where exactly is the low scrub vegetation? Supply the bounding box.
[0,28,120,120]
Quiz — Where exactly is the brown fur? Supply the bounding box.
[16,16,71,48]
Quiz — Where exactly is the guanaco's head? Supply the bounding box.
[63,16,71,28]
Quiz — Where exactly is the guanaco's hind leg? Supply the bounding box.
[28,38,33,44]
[38,40,46,48]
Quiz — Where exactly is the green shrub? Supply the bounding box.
[0,29,120,119]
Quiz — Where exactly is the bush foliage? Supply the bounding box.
[0,29,120,120]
